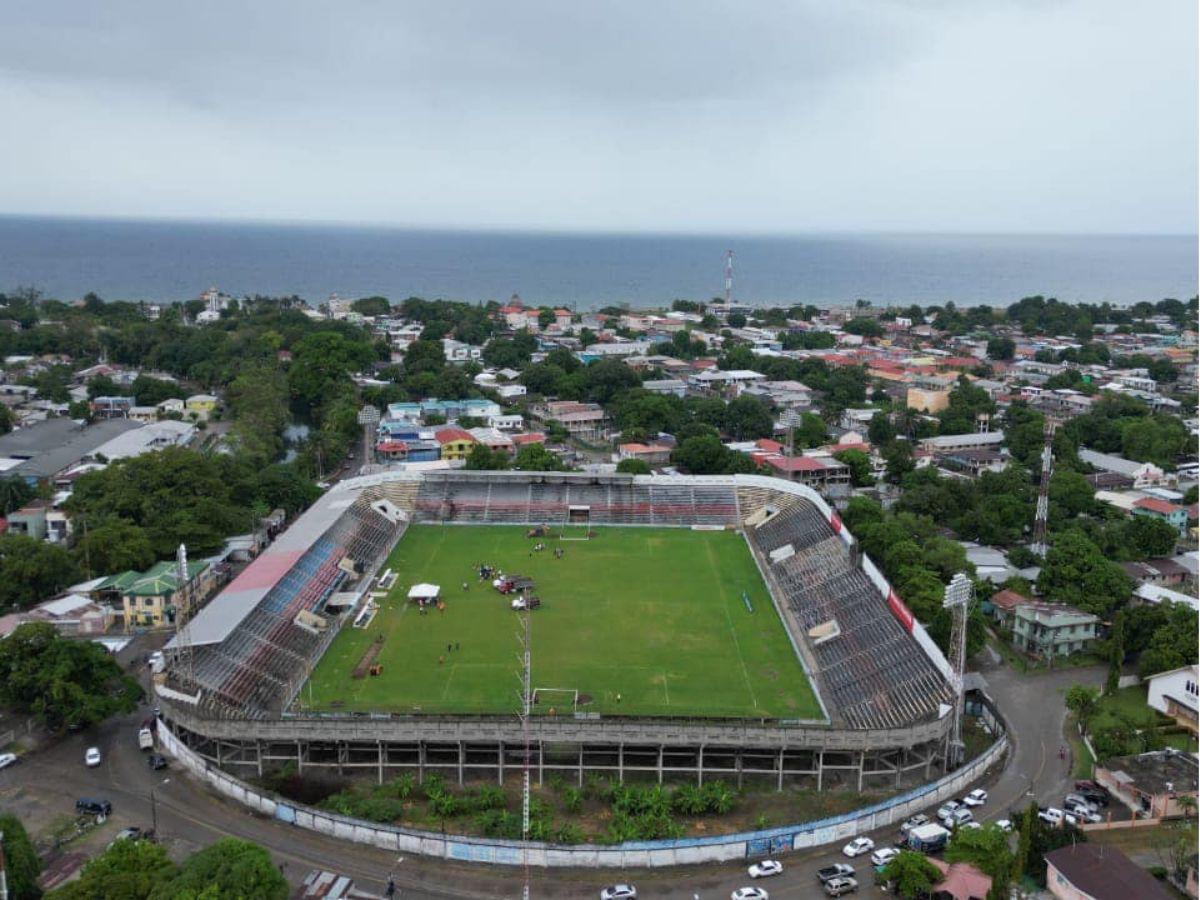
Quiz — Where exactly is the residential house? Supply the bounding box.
[926,858,992,900]
[1094,749,1199,819]
[987,588,1030,629]
[1120,557,1191,588]
[640,378,688,398]
[689,368,766,397]
[467,427,514,456]
[1132,497,1188,536]
[27,593,112,635]
[617,443,672,467]
[1078,448,1168,488]
[495,383,527,400]
[760,454,850,490]
[107,560,214,631]
[1044,844,1173,900]
[5,500,51,541]
[157,397,185,416]
[433,427,475,461]
[0,417,141,485]
[1011,601,1099,658]
[1145,665,1199,734]
[185,394,219,420]
[1135,582,1199,612]
[918,431,1006,454]
[487,414,525,431]
[128,405,159,424]
[936,448,1007,479]
[91,396,133,419]
[531,401,607,441]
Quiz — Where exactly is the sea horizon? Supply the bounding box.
[0,214,1195,311]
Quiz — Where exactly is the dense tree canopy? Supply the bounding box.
[0,812,41,900]
[0,534,81,612]
[0,622,141,731]
[1036,530,1132,616]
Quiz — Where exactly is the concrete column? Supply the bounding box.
[378,740,384,785]
[296,740,303,775]
[578,745,584,787]
[256,740,263,778]
[857,750,865,792]
[736,750,743,789]
[658,745,664,785]
[458,741,465,787]
[697,745,704,786]
[538,741,544,788]
[418,742,425,784]
[618,742,624,784]
[498,740,504,786]
[816,750,824,791]
[215,740,223,768]
[777,748,784,792]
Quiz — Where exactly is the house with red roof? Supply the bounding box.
[433,426,476,461]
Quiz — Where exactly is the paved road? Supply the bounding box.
[11,653,1098,898]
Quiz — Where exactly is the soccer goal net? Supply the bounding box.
[531,687,579,715]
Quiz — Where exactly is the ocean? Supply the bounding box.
[0,216,1194,310]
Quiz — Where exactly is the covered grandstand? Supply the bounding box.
[160,470,958,787]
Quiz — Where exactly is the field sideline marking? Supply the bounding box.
[707,540,758,710]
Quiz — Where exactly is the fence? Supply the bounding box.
[156,718,1008,868]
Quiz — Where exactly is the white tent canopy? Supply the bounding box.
[407,583,441,600]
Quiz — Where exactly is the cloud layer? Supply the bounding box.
[0,0,1194,233]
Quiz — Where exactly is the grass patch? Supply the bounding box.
[304,525,820,718]
[1065,716,1095,779]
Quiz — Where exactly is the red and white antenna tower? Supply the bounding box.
[724,250,734,304]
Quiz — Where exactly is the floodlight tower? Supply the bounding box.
[942,572,973,769]
[515,608,533,900]
[172,543,195,690]
[357,404,381,474]
[1031,418,1057,558]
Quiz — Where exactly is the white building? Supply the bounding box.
[496,384,527,400]
[1145,664,1199,734]
[1078,448,1168,488]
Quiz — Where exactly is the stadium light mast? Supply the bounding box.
[358,404,381,475]
[1031,417,1057,558]
[172,543,195,690]
[942,573,973,769]
[516,607,533,900]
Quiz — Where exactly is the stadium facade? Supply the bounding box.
[158,471,959,791]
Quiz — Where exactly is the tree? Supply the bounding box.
[150,838,288,900]
[946,823,1014,880]
[1120,515,1178,558]
[352,296,391,317]
[843,317,884,339]
[986,336,1015,360]
[0,623,141,732]
[0,812,41,900]
[792,412,829,449]
[725,312,747,328]
[616,458,651,475]
[1036,531,1132,616]
[1048,468,1096,520]
[73,519,156,576]
[1137,603,1199,678]
[723,396,774,440]
[833,448,874,486]
[129,375,185,406]
[883,440,915,483]
[672,435,729,475]
[512,444,569,472]
[1106,610,1125,695]
[868,412,895,446]
[0,476,35,516]
[0,535,81,612]
[1065,684,1100,734]
[537,308,556,330]
[880,850,942,899]
[47,836,177,899]
[464,444,510,471]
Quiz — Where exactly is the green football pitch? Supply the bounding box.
[302,525,821,719]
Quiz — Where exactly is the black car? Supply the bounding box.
[816,863,855,883]
[147,753,168,770]
[76,797,112,817]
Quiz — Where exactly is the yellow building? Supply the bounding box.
[185,393,219,420]
[434,426,476,461]
[906,387,950,413]
[104,560,213,631]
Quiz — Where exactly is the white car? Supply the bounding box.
[899,813,929,834]
[960,822,982,830]
[870,847,900,867]
[599,886,637,900]
[963,789,988,807]
[842,836,875,857]
[1038,807,1078,827]
[731,889,769,900]
[1064,804,1102,824]
[748,860,782,879]
[949,808,975,828]
[936,800,962,823]
[85,747,102,767]
[994,819,1013,832]
[0,752,17,769]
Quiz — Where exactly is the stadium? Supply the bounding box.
[157,471,959,793]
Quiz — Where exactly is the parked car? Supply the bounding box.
[731,889,769,900]
[824,877,857,897]
[599,887,636,900]
[994,819,1013,832]
[816,863,855,883]
[963,789,988,807]
[147,753,168,770]
[960,822,982,830]
[1076,786,1110,806]
[1038,807,1078,827]
[748,860,782,879]
[949,808,975,828]
[870,847,900,867]
[842,837,875,857]
[76,798,112,817]
[899,813,929,835]
[1064,794,1098,814]
[936,801,961,823]
[1074,779,1109,797]
[0,752,17,770]
[84,747,102,767]
[108,826,144,849]
[1063,802,1102,824]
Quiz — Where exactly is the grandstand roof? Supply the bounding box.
[169,486,364,648]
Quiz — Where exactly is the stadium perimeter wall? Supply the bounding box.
[155,704,1007,869]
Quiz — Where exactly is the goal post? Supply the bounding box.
[558,505,592,541]
[531,687,579,715]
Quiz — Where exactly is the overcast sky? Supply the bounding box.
[0,0,1195,234]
